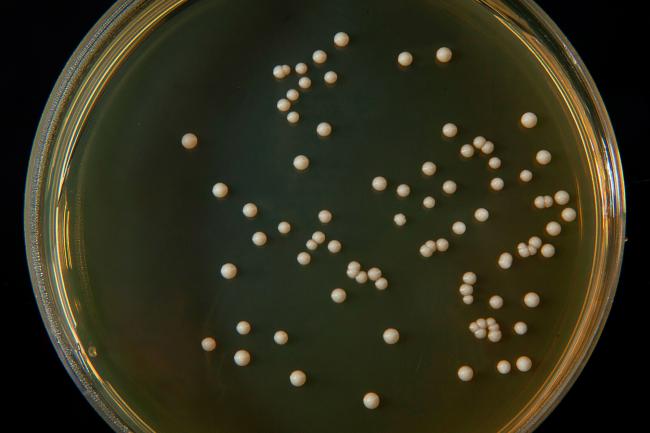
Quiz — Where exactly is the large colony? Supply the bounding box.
[183,29,579,410]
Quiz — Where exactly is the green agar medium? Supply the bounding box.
[56,0,596,432]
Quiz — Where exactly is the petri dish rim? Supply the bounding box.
[24,1,626,432]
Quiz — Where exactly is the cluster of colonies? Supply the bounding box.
[271,34,351,173]
[195,32,389,410]
[182,30,579,409]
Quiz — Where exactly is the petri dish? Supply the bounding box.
[24,1,625,432]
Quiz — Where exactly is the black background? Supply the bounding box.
[4,1,646,431]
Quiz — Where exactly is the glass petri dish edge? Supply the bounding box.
[23,1,626,432]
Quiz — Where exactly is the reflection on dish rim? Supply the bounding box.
[24,1,625,432]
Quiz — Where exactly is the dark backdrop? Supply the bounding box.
[5,1,646,431]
